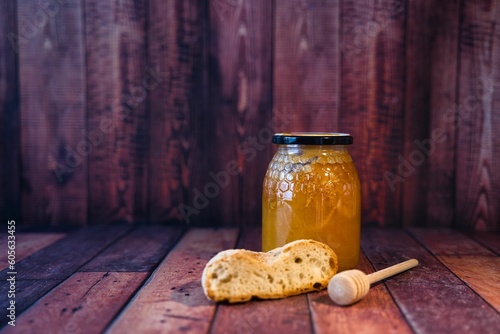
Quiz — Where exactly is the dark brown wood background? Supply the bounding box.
[1,0,499,231]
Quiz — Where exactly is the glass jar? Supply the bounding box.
[262,133,361,271]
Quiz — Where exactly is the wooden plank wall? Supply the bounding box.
[0,0,20,223]
[0,0,499,231]
[17,0,88,227]
[85,0,148,225]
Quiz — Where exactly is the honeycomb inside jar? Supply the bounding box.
[262,144,361,271]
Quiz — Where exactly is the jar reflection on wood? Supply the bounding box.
[262,133,361,271]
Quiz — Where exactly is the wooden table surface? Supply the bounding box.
[1,226,499,334]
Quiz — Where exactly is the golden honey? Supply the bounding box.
[262,133,361,271]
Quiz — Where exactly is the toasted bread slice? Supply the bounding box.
[201,239,338,303]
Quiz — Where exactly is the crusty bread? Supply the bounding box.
[201,239,338,303]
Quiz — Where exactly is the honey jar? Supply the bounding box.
[262,133,361,271]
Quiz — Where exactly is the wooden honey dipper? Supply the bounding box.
[328,259,419,306]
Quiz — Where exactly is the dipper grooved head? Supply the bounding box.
[327,269,370,306]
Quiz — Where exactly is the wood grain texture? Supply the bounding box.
[148,0,208,225]
[0,226,131,327]
[409,227,500,312]
[211,228,312,334]
[0,233,66,271]
[274,0,340,131]
[362,227,500,333]
[403,0,459,227]
[491,2,500,232]
[213,295,311,334]
[408,227,495,256]
[471,231,500,255]
[107,228,238,334]
[209,0,273,227]
[438,256,500,312]
[80,226,182,272]
[18,0,87,227]
[1,272,148,334]
[4,0,500,231]
[0,0,20,223]
[340,0,406,226]
[0,279,60,327]
[0,226,131,280]
[309,252,412,334]
[85,0,149,224]
[456,0,500,230]
[0,227,498,331]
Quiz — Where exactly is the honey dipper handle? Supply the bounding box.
[366,259,418,284]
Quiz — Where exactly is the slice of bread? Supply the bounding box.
[201,239,338,303]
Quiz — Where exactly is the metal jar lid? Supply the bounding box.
[272,132,353,145]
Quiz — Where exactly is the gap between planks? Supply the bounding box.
[0,225,184,332]
[362,227,500,333]
[0,233,66,271]
[106,228,239,334]
[209,228,313,334]
[1,272,148,334]
[0,226,133,328]
[206,227,413,334]
[407,228,500,312]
